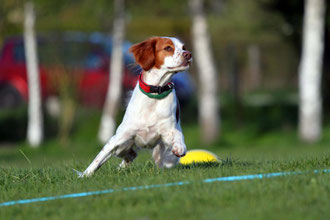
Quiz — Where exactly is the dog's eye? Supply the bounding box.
[164,46,173,51]
[182,45,186,50]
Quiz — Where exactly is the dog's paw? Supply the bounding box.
[73,169,85,178]
[172,144,187,158]
[117,160,131,170]
[74,169,92,178]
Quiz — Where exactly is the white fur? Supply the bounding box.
[80,37,191,177]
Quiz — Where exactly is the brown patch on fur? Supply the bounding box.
[129,38,156,71]
[154,38,175,69]
[129,37,175,71]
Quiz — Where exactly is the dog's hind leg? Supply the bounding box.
[118,148,137,169]
[80,132,134,177]
[160,146,180,168]
[152,142,166,167]
[152,142,179,168]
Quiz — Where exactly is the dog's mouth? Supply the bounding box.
[180,59,192,67]
[168,59,192,70]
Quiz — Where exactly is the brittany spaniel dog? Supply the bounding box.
[80,37,192,177]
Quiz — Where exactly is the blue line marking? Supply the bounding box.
[1,169,329,207]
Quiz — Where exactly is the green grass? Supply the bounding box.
[0,150,329,220]
[1,110,330,219]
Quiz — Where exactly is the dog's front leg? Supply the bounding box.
[81,131,133,177]
[162,127,187,158]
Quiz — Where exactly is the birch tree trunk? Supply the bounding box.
[24,2,43,147]
[190,0,220,144]
[98,0,125,143]
[298,0,326,143]
[247,44,261,90]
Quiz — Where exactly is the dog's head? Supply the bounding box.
[129,37,192,72]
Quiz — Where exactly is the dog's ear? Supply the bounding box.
[129,38,157,71]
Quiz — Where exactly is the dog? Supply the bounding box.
[79,37,192,177]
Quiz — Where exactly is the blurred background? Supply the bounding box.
[0,0,330,161]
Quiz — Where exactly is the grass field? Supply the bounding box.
[1,111,330,219]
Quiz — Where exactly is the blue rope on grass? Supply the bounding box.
[1,169,329,207]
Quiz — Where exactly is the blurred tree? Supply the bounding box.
[48,65,79,146]
[298,0,326,142]
[24,2,43,147]
[247,44,261,90]
[98,0,125,144]
[0,0,22,41]
[190,0,220,144]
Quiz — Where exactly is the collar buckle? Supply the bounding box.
[138,73,174,99]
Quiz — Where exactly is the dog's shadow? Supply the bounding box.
[177,156,255,170]
[178,162,221,169]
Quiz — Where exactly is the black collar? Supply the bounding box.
[139,74,174,94]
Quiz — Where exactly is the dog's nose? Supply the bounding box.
[183,51,192,60]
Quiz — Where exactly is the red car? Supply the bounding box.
[0,32,140,108]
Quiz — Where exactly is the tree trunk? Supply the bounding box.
[227,45,239,101]
[98,0,125,143]
[24,2,43,147]
[298,0,326,143]
[247,44,261,90]
[190,0,220,144]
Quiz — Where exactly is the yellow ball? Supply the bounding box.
[179,149,219,165]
